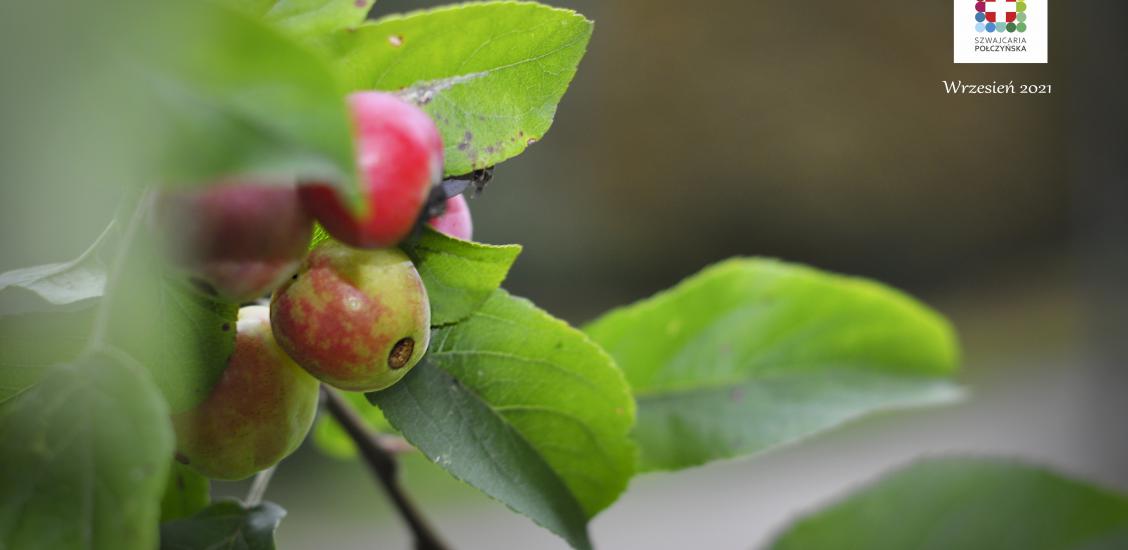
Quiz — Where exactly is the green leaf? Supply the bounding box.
[310,226,520,326]
[221,0,375,36]
[370,290,636,550]
[372,361,591,549]
[770,458,1128,550]
[265,0,375,36]
[0,221,116,315]
[1,200,237,412]
[0,349,174,550]
[584,258,962,472]
[0,223,115,403]
[324,2,593,174]
[309,222,334,249]
[141,1,358,198]
[104,265,237,413]
[101,216,238,413]
[160,462,211,522]
[160,499,286,550]
[402,226,521,326]
[312,390,396,460]
[0,308,96,404]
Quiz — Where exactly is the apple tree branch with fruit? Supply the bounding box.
[3,1,1126,550]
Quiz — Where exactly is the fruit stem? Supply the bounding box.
[321,386,451,550]
[245,465,276,506]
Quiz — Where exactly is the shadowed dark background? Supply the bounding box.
[474,0,1070,322]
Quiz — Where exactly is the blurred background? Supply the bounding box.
[2,0,1124,548]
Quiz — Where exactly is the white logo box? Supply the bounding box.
[954,0,1048,63]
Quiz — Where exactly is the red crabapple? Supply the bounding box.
[270,240,430,391]
[172,305,319,480]
[300,92,444,249]
[428,194,473,241]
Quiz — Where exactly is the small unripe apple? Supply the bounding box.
[428,195,473,241]
[152,183,312,302]
[270,240,430,391]
[172,305,319,480]
[300,92,444,249]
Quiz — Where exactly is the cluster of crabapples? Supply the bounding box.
[153,92,472,480]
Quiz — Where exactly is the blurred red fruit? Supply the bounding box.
[152,183,312,302]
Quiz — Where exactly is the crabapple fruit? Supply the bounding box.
[300,92,444,249]
[428,194,473,241]
[152,182,312,302]
[172,305,319,480]
[270,240,430,391]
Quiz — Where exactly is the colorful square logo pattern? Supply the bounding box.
[975,0,1028,33]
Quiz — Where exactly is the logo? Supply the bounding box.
[954,0,1047,63]
[974,0,1027,34]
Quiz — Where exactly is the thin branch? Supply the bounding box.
[377,435,416,455]
[245,465,276,506]
[321,386,451,550]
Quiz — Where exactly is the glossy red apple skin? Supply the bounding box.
[270,240,430,392]
[427,195,473,241]
[300,92,444,249]
[172,306,320,480]
[153,183,312,302]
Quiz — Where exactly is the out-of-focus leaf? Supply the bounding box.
[267,0,374,36]
[585,258,961,471]
[160,462,211,522]
[0,349,174,550]
[101,206,237,413]
[160,499,285,550]
[139,1,358,200]
[0,222,116,315]
[104,273,236,413]
[771,458,1128,550]
[0,308,95,404]
[0,223,112,403]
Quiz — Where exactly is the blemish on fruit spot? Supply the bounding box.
[388,337,414,369]
[730,388,745,403]
[388,34,404,47]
